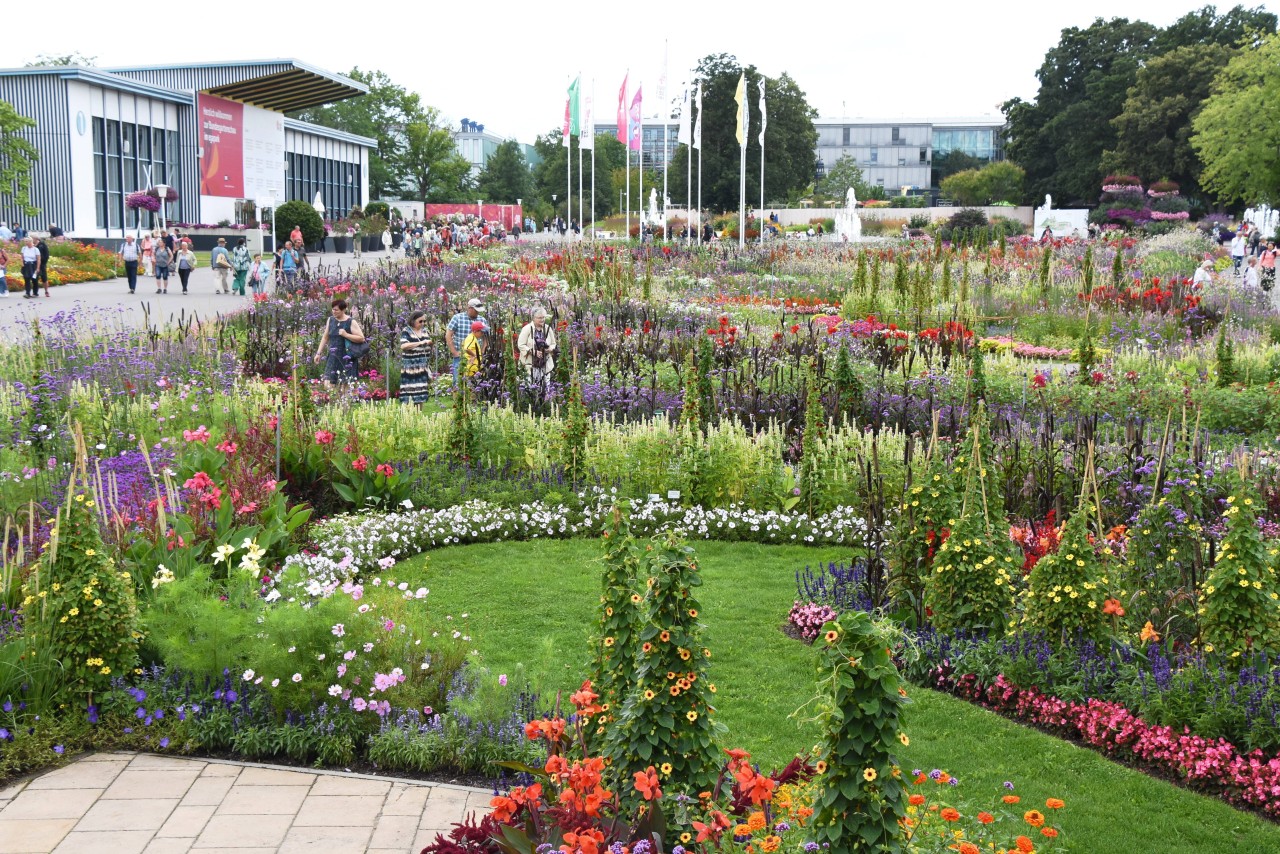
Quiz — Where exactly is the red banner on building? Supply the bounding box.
[424,203,522,229]
[197,94,244,197]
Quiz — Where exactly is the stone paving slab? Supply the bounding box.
[0,752,492,854]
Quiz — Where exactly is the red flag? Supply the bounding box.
[563,99,571,146]
[616,74,628,143]
[628,86,643,151]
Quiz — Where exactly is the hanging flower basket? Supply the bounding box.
[125,191,161,212]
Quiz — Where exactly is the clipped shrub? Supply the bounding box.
[603,532,722,795]
[274,200,324,247]
[810,610,909,852]
[363,201,390,221]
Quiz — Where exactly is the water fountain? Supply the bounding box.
[834,187,862,241]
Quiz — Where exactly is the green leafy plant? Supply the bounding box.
[809,610,910,852]
[1198,477,1280,661]
[561,373,589,483]
[273,200,324,247]
[589,508,643,740]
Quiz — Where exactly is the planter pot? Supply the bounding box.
[332,236,352,253]
[362,236,378,252]
[323,237,335,253]
[392,232,403,248]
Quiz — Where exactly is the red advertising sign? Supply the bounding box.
[197,94,244,197]
[424,204,523,229]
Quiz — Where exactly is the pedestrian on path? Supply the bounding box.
[231,237,251,296]
[210,238,233,294]
[20,237,41,298]
[33,235,50,296]
[0,245,8,297]
[141,232,155,276]
[248,253,267,296]
[119,235,140,294]
[175,243,197,294]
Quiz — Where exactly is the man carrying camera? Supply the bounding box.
[517,306,557,386]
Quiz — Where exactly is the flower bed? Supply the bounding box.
[287,495,870,581]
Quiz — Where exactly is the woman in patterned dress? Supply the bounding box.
[399,311,433,406]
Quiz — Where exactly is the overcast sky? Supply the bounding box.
[30,0,1271,143]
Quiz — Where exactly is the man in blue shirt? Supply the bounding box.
[278,240,299,291]
[446,298,488,382]
[210,238,233,294]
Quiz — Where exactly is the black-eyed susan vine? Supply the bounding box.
[1022,502,1112,643]
[22,475,141,701]
[809,611,910,852]
[603,531,723,796]
[922,406,1018,632]
[890,424,961,625]
[590,507,643,737]
[1198,479,1280,661]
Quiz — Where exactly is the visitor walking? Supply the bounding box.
[154,241,172,293]
[175,243,197,294]
[1243,256,1261,290]
[460,321,488,377]
[278,240,299,291]
[20,237,41,299]
[33,234,50,296]
[248,253,268,296]
[1231,230,1247,275]
[381,228,393,256]
[231,237,251,296]
[313,298,366,385]
[398,311,433,406]
[0,245,7,297]
[1261,241,1277,292]
[119,234,140,294]
[141,232,155,276]
[445,297,488,382]
[517,306,557,386]
[1192,258,1215,288]
[210,238,233,294]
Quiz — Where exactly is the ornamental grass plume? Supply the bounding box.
[589,507,643,740]
[603,531,723,796]
[1198,475,1280,661]
[23,451,140,702]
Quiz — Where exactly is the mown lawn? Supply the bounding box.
[395,539,1280,852]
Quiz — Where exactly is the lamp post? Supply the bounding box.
[814,159,826,206]
[155,183,169,232]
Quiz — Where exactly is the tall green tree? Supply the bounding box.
[1192,33,1280,205]
[291,68,425,199]
[815,154,871,204]
[1002,17,1159,205]
[0,101,39,217]
[476,140,531,204]
[1103,43,1236,195]
[940,161,1025,205]
[1153,4,1276,52]
[401,110,473,202]
[533,131,630,219]
[667,54,817,212]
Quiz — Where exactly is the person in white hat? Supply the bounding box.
[446,298,489,382]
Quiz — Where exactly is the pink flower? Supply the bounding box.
[215,440,238,454]
[314,429,336,445]
[331,623,346,637]
[351,455,369,472]
[375,463,395,478]
[182,425,211,443]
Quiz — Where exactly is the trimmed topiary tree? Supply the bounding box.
[273,200,324,247]
[810,610,910,852]
[604,532,722,797]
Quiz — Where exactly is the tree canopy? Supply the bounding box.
[940,162,1025,206]
[532,132,628,220]
[815,155,871,205]
[1003,6,1276,204]
[476,140,532,204]
[668,54,817,212]
[1192,32,1280,206]
[401,110,473,203]
[0,101,40,217]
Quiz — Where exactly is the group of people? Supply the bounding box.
[398,216,514,258]
[1,233,50,298]
[312,294,558,406]
[1224,222,1277,290]
[115,231,270,296]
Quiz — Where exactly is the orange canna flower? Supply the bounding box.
[1102,598,1125,617]
[1140,621,1161,644]
[633,766,662,801]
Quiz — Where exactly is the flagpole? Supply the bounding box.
[738,73,746,250]
[577,141,583,239]
[661,40,669,243]
[759,82,766,247]
[590,79,596,243]
[638,84,644,244]
[696,83,702,246]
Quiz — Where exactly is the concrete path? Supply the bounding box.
[0,752,492,854]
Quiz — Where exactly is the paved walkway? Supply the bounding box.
[0,752,491,854]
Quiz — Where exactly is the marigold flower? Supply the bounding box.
[1045,798,1064,810]
[977,811,994,824]
[940,807,960,822]
[1024,809,1045,827]
[760,835,781,852]
[747,812,767,832]
[1003,795,1021,804]
[1015,836,1035,853]
[1041,827,1059,838]
[908,794,925,806]
[959,843,980,854]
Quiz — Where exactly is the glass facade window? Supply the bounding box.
[93,115,180,231]
[286,150,361,218]
[842,127,850,146]
[932,128,1000,161]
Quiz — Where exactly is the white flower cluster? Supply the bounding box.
[285,494,869,580]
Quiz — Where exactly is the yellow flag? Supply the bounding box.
[734,72,747,146]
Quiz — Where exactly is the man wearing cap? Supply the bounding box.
[210,238,233,294]
[446,298,489,382]
[119,235,141,294]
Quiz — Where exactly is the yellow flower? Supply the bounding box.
[863,767,877,782]
[85,549,96,556]
[68,608,79,617]
[898,732,910,746]
[93,599,103,607]
[99,666,111,675]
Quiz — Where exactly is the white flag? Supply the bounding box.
[692,83,702,151]
[676,86,691,146]
[581,94,594,150]
[758,79,766,147]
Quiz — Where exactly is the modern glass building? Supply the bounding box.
[814,116,1006,194]
[0,60,375,240]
